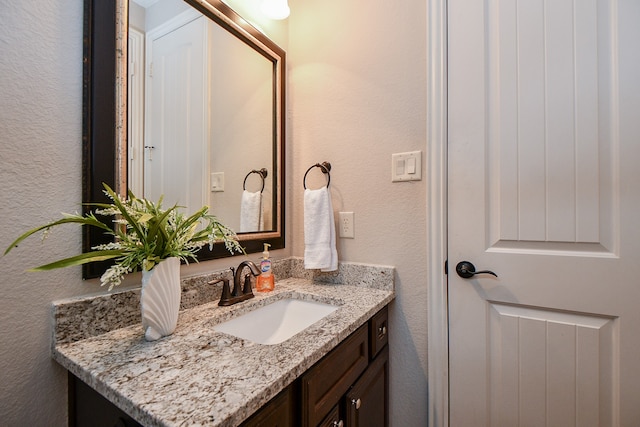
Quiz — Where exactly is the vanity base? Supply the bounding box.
[69,373,142,427]
[70,306,389,427]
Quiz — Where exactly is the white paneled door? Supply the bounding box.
[145,14,208,215]
[447,0,640,425]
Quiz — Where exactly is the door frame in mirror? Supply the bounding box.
[82,0,286,279]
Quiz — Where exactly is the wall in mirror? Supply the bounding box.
[128,0,274,232]
[83,0,285,279]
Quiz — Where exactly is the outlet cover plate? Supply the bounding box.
[339,212,355,238]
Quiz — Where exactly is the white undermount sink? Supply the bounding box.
[213,298,339,345]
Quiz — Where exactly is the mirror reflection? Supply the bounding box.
[128,0,274,233]
[82,0,285,279]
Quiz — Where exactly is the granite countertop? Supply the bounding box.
[52,259,395,426]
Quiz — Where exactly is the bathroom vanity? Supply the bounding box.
[242,305,389,426]
[54,259,394,426]
[76,2,393,423]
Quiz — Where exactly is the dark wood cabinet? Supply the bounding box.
[243,305,390,427]
[69,373,142,427]
[369,305,389,360]
[317,405,341,427]
[241,385,296,427]
[345,346,389,427]
[301,324,369,426]
[299,305,389,427]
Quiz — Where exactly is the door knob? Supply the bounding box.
[455,261,498,278]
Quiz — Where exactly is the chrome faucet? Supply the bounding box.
[215,260,260,306]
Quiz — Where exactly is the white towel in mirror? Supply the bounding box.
[240,190,262,232]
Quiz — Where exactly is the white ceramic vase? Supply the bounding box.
[140,257,181,341]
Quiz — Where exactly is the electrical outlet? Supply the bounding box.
[339,212,355,238]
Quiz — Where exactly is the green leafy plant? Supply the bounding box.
[4,183,244,290]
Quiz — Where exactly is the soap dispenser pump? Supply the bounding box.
[256,243,275,292]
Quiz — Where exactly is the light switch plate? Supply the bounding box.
[391,151,422,182]
[211,172,225,192]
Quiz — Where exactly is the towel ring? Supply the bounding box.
[243,168,268,193]
[303,162,331,189]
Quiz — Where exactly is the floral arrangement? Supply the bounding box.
[4,183,244,290]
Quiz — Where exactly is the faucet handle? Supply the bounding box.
[242,274,254,296]
[210,278,232,306]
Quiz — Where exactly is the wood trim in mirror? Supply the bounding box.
[82,0,285,279]
[82,0,118,279]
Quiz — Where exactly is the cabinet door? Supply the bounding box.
[301,324,368,427]
[70,374,142,427]
[318,404,343,427]
[241,385,294,427]
[345,346,388,427]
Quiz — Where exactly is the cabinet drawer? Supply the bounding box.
[301,324,369,427]
[369,306,388,360]
[318,404,342,427]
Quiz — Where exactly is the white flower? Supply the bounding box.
[100,264,131,291]
[92,242,124,251]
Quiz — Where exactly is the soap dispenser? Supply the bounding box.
[256,243,275,292]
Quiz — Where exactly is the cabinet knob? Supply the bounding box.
[378,325,387,336]
[333,421,344,427]
[351,398,362,410]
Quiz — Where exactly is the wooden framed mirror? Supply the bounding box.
[82,0,285,279]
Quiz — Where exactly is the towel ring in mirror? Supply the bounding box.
[243,168,268,193]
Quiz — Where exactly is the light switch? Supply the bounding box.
[391,151,422,182]
[211,172,225,192]
[407,157,416,174]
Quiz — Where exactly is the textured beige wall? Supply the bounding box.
[0,1,90,424]
[288,0,429,425]
[0,0,426,425]
[0,2,85,424]
[0,1,288,424]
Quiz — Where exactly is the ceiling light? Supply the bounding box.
[261,0,290,20]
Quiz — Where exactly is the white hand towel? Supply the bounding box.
[304,186,338,271]
[240,190,262,232]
